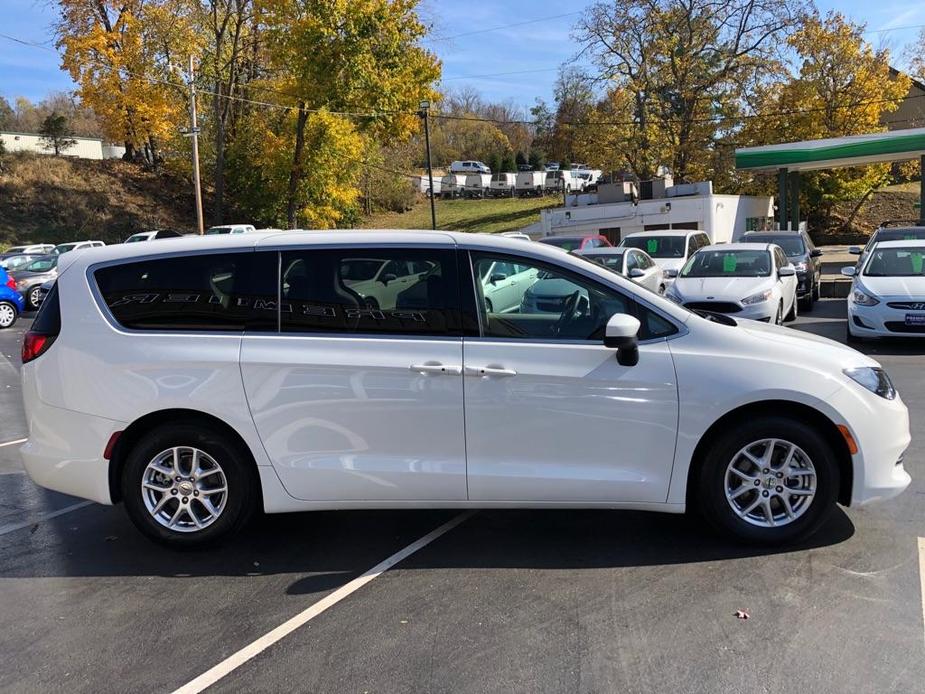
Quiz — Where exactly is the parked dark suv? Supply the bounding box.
[741,231,822,310]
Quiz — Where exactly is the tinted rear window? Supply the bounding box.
[280,248,460,336]
[95,251,278,331]
[32,282,61,335]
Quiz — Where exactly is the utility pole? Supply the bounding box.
[184,55,205,235]
[419,100,437,230]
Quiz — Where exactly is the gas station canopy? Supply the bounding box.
[735,128,925,229]
[735,127,925,172]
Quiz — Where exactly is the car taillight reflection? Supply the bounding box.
[5,275,15,291]
[22,331,55,363]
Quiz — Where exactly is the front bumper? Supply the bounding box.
[848,299,925,338]
[828,383,911,506]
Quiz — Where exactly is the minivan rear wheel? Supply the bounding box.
[121,424,257,547]
[696,416,839,544]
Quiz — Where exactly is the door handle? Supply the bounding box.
[410,363,462,375]
[465,366,517,378]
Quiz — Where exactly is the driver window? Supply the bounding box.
[470,252,675,342]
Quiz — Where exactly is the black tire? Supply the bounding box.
[121,423,258,548]
[695,415,839,544]
[800,284,815,311]
[812,278,821,301]
[0,301,18,329]
[785,296,798,322]
[774,303,783,325]
[27,285,42,311]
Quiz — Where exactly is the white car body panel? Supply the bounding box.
[18,230,910,519]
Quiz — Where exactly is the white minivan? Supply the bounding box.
[21,231,910,547]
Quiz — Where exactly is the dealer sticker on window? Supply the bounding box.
[904,313,925,326]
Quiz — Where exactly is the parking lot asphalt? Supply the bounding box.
[2,301,925,693]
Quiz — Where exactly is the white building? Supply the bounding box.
[539,180,774,244]
[0,131,126,160]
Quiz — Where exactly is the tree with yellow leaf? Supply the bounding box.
[743,11,910,221]
[56,0,200,164]
[259,0,440,228]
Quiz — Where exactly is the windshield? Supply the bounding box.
[125,234,148,243]
[863,247,925,276]
[681,250,771,277]
[582,253,623,271]
[747,235,805,256]
[622,235,685,258]
[23,257,57,272]
[205,226,233,235]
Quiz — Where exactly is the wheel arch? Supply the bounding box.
[685,400,853,508]
[108,408,263,507]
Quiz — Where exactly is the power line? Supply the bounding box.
[443,67,560,81]
[426,11,583,42]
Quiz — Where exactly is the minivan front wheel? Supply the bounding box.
[121,424,257,547]
[696,416,839,544]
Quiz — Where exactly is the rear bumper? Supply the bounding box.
[20,366,124,504]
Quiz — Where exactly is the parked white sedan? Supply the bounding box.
[843,239,925,340]
[665,243,798,324]
[575,247,662,293]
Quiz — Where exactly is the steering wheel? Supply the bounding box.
[554,290,582,337]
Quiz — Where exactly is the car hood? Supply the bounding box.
[653,257,686,272]
[674,276,773,301]
[857,275,925,298]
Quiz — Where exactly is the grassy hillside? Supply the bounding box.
[361,195,559,234]
[0,152,203,246]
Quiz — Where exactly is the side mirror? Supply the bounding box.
[489,273,507,284]
[810,249,823,258]
[849,246,862,255]
[779,266,796,277]
[840,266,856,277]
[664,268,679,279]
[604,313,641,367]
[380,273,398,285]
[628,268,645,279]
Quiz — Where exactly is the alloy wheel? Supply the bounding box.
[724,438,817,528]
[29,287,41,309]
[0,303,15,328]
[141,446,228,532]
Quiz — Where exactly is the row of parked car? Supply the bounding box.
[525,228,824,328]
[438,169,604,199]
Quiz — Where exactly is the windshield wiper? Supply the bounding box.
[691,309,738,326]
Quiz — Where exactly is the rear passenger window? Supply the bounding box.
[280,248,460,336]
[95,251,278,331]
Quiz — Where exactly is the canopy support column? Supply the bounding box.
[920,155,924,224]
[777,168,788,229]
[789,171,801,232]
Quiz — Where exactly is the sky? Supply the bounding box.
[1,0,924,109]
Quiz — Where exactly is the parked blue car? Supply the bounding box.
[0,266,25,328]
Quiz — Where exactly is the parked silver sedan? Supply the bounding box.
[575,247,662,293]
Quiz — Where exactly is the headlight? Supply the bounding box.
[844,367,896,400]
[792,262,807,272]
[851,288,879,306]
[741,289,772,305]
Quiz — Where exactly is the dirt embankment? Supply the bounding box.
[0,152,207,245]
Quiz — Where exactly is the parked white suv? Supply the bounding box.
[20,231,910,547]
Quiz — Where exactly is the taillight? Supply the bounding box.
[22,331,55,363]
[5,276,15,290]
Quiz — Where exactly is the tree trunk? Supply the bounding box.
[286,102,309,229]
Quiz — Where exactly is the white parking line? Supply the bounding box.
[918,538,925,645]
[0,438,27,448]
[172,510,475,694]
[0,501,92,536]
